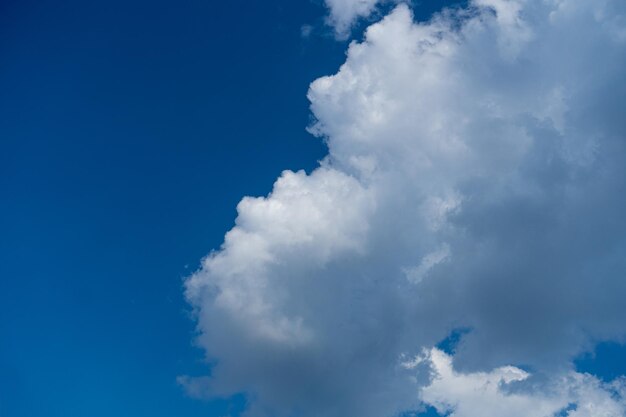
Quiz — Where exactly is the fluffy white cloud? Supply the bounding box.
[417,348,626,417]
[183,1,626,416]
[324,0,385,37]
[185,167,374,347]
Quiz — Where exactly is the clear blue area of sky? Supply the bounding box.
[1,0,624,416]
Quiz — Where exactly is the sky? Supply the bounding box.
[1,1,626,417]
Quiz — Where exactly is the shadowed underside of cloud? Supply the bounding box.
[182,1,626,416]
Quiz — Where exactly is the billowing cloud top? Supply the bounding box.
[183,1,626,416]
[324,0,385,37]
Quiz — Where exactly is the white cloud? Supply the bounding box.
[324,0,385,38]
[183,1,626,416]
[418,348,626,417]
[185,167,374,349]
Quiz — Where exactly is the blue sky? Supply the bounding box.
[2,1,626,417]
[0,1,331,415]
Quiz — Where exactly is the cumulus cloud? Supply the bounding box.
[417,348,626,417]
[323,0,385,38]
[183,1,626,416]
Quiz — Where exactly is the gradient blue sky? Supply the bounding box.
[1,0,625,416]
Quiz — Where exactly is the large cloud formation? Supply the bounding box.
[183,1,626,416]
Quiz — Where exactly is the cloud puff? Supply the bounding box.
[183,1,626,416]
[323,0,385,38]
[417,348,626,417]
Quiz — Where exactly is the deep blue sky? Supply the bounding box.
[1,1,334,415]
[1,0,623,416]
